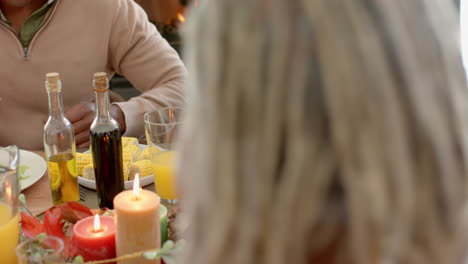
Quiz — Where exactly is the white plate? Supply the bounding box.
[78,144,155,190]
[19,150,47,191]
[78,174,154,190]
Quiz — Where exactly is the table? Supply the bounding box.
[21,151,161,216]
[81,183,157,209]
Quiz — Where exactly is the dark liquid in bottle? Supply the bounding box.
[90,128,124,209]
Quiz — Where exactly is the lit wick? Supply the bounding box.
[133,174,140,201]
[5,185,11,201]
[93,214,102,232]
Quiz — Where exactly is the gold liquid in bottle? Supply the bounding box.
[43,73,79,205]
[47,153,78,204]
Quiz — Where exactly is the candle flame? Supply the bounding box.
[94,214,100,232]
[5,185,11,201]
[177,12,186,23]
[133,174,140,197]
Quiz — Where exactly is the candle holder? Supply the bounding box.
[16,235,64,264]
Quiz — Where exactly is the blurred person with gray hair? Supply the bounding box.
[178,1,468,264]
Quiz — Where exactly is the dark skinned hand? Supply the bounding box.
[65,102,126,148]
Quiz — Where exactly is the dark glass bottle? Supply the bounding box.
[90,72,124,209]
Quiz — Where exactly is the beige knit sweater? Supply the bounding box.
[0,0,186,150]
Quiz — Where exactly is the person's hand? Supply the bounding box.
[111,104,126,135]
[65,102,126,148]
[65,102,96,148]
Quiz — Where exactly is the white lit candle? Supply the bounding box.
[114,174,161,264]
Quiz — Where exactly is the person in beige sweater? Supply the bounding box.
[0,0,186,150]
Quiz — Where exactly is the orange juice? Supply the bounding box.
[152,151,177,200]
[0,203,19,264]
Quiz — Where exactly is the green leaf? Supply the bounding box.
[172,240,186,255]
[73,255,84,263]
[143,251,160,260]
[35,233,47,242]
[162,240,175,251]
[19,193,27,206]
[19,165,30,180]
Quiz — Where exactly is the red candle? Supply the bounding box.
[73,215,116,261]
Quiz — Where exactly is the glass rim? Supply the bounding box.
[16,235,65,258]
[0,145,19,170]
[144,107,184,126]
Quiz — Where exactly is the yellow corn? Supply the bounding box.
[122,162,130,181]
[82,162,129,181]
[128,159,153,180]
[82,164,95,180]
[122,143,141,163]
[76,152,93,176]
[122,137,139,148]
[138,147,151,160]
[138,146,162,161]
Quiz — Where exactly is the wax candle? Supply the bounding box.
[114,175,160,264]
[73,214,116,261]
[0,203,19,264]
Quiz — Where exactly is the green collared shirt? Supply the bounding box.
[0,0,55,48]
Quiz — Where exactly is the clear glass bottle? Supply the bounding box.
[90,72,124,209]
[43,73,79,205]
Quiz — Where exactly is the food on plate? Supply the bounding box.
[122,142,141,164]
[121,136,139,148]
[19,165,30,180]
[76,152,92,175]
[138,147,151,160]
[128,160,153,180]
[122,163,130,180]
[83,163,95,180]
[78,137,152,181]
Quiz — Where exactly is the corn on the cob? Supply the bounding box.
[138,146,163,161]
[76,152,93,176]
[122,162,130,181]
[128,159,153,180]
[122,137,139,148]
[122,143,141,163]
[138,147,151,160]
[79,137,140,181]
[81,161,130,181]
[83,164,95,180]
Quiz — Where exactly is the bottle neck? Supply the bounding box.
[47,91,64,118]
[95,90,111,120]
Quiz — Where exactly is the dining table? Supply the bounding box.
[16,150,182,264]
[22,151,161,216]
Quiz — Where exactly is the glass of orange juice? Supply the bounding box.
[0,145,20,264]
[144,108,184,204]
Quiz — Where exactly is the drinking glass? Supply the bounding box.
[16,235,64,264]
[0,145,20,264]
[144,107,183,203]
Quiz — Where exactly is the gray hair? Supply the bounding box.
[179,0,468,263]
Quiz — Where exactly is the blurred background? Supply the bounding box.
[112,0,463,100]
[110,0,196,100]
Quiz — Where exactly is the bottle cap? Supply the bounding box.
[45,72,61,92]
[93,72,109,92]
